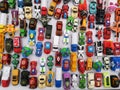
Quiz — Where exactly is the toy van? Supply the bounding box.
[53,36,60,52]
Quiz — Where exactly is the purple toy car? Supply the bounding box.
[11,10,19,26]
[63,73,71,90]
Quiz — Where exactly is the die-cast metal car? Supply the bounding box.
[103,72,111,88]
[38,74,46,88]
[11,10,19,26]
[44,41,52,54]
[71,6,78,18]
[38,28,45,41]
[5,38,13,53]
[35,42,43,57]
[12,69,20,85]
[95,73,102,87]
[39,57,46,73]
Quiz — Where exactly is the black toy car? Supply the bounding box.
[20,19,27,37]
[45,25,52,39]
[5,38,13,53]
[0,1,9,13]
[24,0,32,6]
[110,75,119,88]
[29,18,37,30]
[20,71,30,86]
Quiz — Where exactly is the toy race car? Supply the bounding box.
[44,41,52,54]
[28,30,36,46]
[35,42,43,57]
[86,44,94,57]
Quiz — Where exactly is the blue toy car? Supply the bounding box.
[62,59,70,72]
[18,0,24,8]
[110,57,120,71]
[89,1,97,14]
[35,42,43,57]
[71,44,78,52]
[28,30,36,46]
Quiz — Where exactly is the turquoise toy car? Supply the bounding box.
[66,16,74,31]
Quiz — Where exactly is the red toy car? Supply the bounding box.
[95,73,102,87]
[88,15,95,29]
[103,41,114,55]
[104,13,111,27]
[38,28,45,41]
[96,27,102,40]
[56,21,63,36]
[55,51,62,67]
[54,8,62,19]
[78,59,85,74]
[86,44,94,57]
[29,77,37,89]
[20,58,29,69]
[103,28,111,39]
[86,31,93,44]
[13,36,22,53]
[44,41,52,54]
[41,7,47,17]
[114,42,120,55]
[2,54,11,65]
[62,4,69,19]
[30,61,37,75]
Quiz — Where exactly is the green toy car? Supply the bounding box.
[66,16,74,31]
[103,72,111,88]
[78,32,85,45]
[8,0,16,8]
[79,74,86,89]
[12,53,19,69]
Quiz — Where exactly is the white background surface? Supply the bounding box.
[0,0,120,90]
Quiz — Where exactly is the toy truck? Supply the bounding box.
[53,36,60,52]
[71,32,78,52]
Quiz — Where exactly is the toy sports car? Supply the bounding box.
[28,30,36,46]
[35,42,43,57]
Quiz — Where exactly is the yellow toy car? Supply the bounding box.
[38,74,46,88]
[46,70,54,87]
[71,6,78,18]
[70,52,77,72]
[80,18,87,30]
[0,54,2,70]
[12,69,20,85]
[24,7,32,19]
[86,57,92,70]
[48,1,57,16]
[0,34,4,53]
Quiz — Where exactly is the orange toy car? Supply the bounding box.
[70,52,77,72]
[86,57,92,70]
[115,8,120,22]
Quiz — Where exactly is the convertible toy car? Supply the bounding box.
[38,74,46,88]
[5,38,13,53]
[95,73,102,87]
[79,74,86,89]
[86,31,93,44]
[28,30,36,46]
[103,72,111,88]
[44,41,52,54]
[35,42,43,57]
[38,28,45,41]
[104,13,111,27]
[11,10,19,26]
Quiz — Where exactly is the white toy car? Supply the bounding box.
[18,8,24,20]
[34,4,41,19]
[63,32,69,45]
[53,36,60,52]
[0,13,8,25]
[39,57,46,73]
[103,57,110,70]
[71,74,78,88]
[78,45,84,59]
[71,6,78,18]
[87,72,95,89]
[72,19,79,32]
[1,66,11,87]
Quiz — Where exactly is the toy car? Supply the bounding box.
[38,28,45,41]
[110,57,120,71]
[93,60,102,72]
[80,18,87,30]
[30,61,37,75]
[104,13,111,27]
[0,34,4,53]
[56,21,63,36]
[55,67,62,88]
[12,69,20,86]
[94,41,103,56]
[13,36,22,53]
[38,74,46,88]
[103,56,110,70]
[0,1,9,13]
[24,6,32,19]
[41,7,47,17]
[78,46,85,59]
[29,18,37,30]
[45,25,52,39]
[79,74,86,89]
[104,28,111,40]
[78,59,85,74]
[114,42,120,55]
[39,16,51,27]
[60,48,70,58]
[86,44,94,57]
[89,1,97,14]
[86,31,93,44]
[2,54,11,65]
[55,51,62,67]
[88,15,95,29]
[87,72,95,89]
[48,1,57,16]
[103,72,111,88]
[1,66,11,87]
[47,55,54,70]
[95,73,102,87]
[71,6,78,18]
[44,41,52,54]
[72,19,79,32]
[110,75,119,88]
[28,30,36,46]
[66,16,74,31]
[29,77,37,89]
[53,36,60,52]
[115,8,120,22]
[95,27,102,40]
[70,52,77,72]
[39,57,46,73]
[62,59,70,72]
[63,32,69,45]
[18,0,24,8]
[35,42,43,57]
[8,0,16,8]
[71,74,78,89]
[86,58,92,70]
[11,10,19,26]
[20,19,27,37]
[63,73,71,90]
[46,70,54,87]
[20,58,29,69]
[33,3,41,19]
[54,8,62,19]
[62,4,69,19]
[0,54,2,70]
[20,71,30,86]
[5,38,13,53]
[78,32,85,45]
[72,0,79,5]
